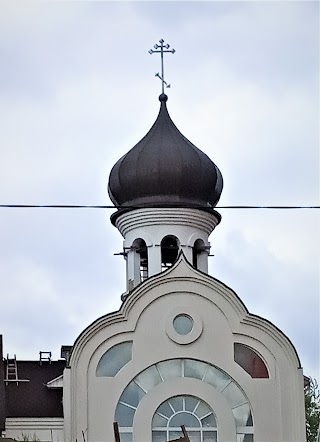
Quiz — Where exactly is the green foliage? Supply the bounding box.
[306,378,320,442]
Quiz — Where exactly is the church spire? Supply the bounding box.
[108,42,222,294]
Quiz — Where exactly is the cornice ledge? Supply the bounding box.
[70,309,128,366]
[116,207,220,237]
[241,315,301,367]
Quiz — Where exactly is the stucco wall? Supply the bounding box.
[68,255,306,442]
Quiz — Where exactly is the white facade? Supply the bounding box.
[66,223,306,442]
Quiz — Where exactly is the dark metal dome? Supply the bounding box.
[108,94,223,222]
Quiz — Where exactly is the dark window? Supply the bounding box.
[161,235,179,271]
[234,343,269,378]
[132,238,148,282]
[192,239,206,269]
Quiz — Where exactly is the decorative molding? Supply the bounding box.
[165,306,203,345]
[5,417,64,429]
[116,208,220,237]
[70,253,301,372]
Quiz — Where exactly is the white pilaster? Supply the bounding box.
[148,244,162,276]
[127,249,141,289]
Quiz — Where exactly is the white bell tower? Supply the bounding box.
[108,93,223,297]
[115,207,220,292]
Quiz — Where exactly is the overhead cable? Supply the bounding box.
[0,204,318,210]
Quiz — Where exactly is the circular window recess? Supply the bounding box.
[173,314,193,335]
[166,306,203,345]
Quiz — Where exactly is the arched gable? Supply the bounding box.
[68,253,304,442]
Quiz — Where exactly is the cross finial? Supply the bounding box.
[148,39,175,94]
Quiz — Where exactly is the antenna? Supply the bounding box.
[148,39,175,94]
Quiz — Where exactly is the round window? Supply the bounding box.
[173,314,193,335]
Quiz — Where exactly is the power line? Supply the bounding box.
[0,204,319,210]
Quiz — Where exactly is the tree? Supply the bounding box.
[305,377,320,442]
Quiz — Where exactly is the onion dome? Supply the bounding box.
[108,94,223,223]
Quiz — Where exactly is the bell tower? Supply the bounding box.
[108,93,223,294]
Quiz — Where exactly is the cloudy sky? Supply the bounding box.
[0,1,319,380]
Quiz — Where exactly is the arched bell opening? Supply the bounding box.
[161,235,180,271]
[132,238,149,283]
[192,239,208,271]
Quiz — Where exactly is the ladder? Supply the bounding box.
[113,422,190,442]
[4,354,30,385]
[5,354,18,385]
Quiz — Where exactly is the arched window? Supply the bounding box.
[152,395,217,442]
[96,341,132,377]
[234,343,269,378]
[115,359,254,441]
[132,238,148,282]
[192,239,206,269]
[161,235,179,271]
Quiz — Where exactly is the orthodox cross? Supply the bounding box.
[149,39,175,94]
